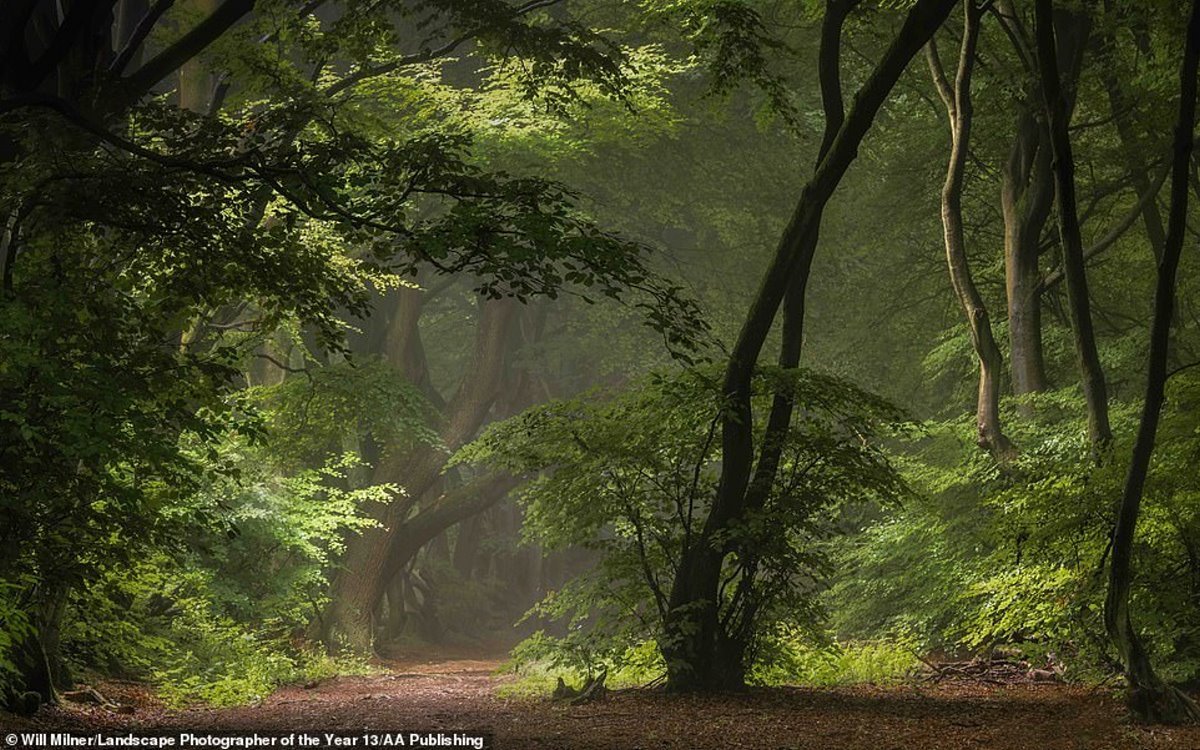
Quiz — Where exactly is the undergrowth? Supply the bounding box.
[497,637,920,697]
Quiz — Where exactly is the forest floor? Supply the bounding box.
[3,651,1200,749]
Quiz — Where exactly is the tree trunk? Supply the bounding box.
[1034,0,1111,451]
[323,296,517,652]
[995,0,1090,404]
[997,0,1054,401]
[741,0,857,514]
[1104,0,1200,724]
[5,582,70,711]
[1001,110,1053,401]
[178,0,220,112]
[7,631,54,714]
[927,2,1015,458]
[114,1,151,60]
[378,473,521,591]
[661,0,958,692]
[712,0,860,679]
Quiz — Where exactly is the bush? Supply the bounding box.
[829,383,1200,684]
[59,450,391,705]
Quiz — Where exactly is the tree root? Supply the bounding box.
[551,668,608,705]
[1127,683,1200,725]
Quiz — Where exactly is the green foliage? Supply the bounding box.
[831,381,1200,684]
[252,355,437,469]
[461,365,911,684]
[60,450,389,705]
[0,0,711,701]
[503,630,920,693]
[0,579,32,697]
[2,0,1199,711]
[639,0,803,127]
[750,632,921,687]
[499,637,666,697]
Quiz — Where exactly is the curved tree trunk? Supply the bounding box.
[707,0,861,681]
[742,0,858,519]
[323,295,517,652]
[661,0,958,692]
[1034,0,1110,451]
[927,2,1015,459]
[379,472,522,588]
[1104,0,1200,724]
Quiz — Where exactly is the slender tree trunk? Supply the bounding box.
[661,0,958,692]
[711,0,859,678]
[927,2,1015,458]
[1035,0,1111,451]
[1104,0,1200,724]
[742,0,857,514]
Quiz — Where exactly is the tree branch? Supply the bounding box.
[122,0,255,104]
[1039,160,1170,293]
[110,0,177,76]
[323,0,565,98]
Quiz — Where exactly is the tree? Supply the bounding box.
[659,0,958,691]
[460,367,909,686]
[1034,0,1111,451]
[926,0,1014,458]
[1104,0,1200,724]
[0,0,701,706]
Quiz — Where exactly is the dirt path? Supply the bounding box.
[5,658,1200,749]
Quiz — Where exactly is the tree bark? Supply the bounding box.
[927,2,1015,459]
[1001,107,1053,400]
[995,0,1090,403]
[1104,0,1200,724]
[741,0,858,515]
[323,296,517,652]
[713,0,862,680]
[660,0,958,692]
[996,0,1054,400]
[1035,0,1111,451]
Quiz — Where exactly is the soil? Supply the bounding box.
[3,653,1199,749]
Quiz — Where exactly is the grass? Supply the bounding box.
[497,637,921,698]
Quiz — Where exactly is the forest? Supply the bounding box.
[1,0,1200,746]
